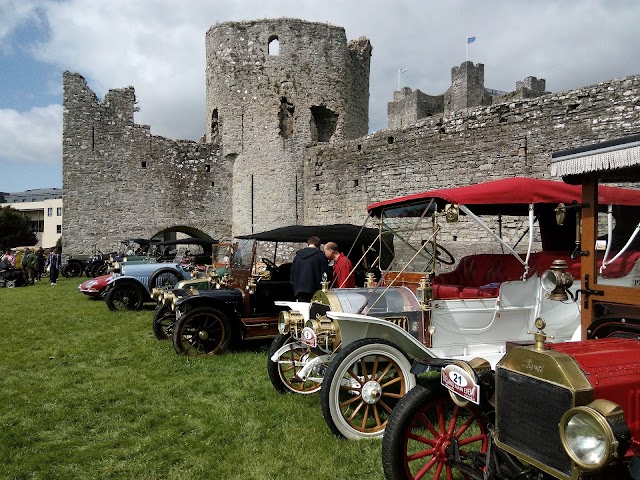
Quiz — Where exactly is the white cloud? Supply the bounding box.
[2,0,640,179]
[0,105,62,166]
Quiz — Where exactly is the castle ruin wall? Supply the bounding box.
[204,19,371,236]
[62,72,232,254]
[304,75,640,247]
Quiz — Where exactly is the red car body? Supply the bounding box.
[79,274,113,299]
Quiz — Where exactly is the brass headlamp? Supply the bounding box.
[278,310,305,336]
[163,291,176,306]
[151,287,163,301]
[304,316,340,352]
[541,259,574,301]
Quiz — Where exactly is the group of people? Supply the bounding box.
[0,246,63,285]
[290,236,355,302]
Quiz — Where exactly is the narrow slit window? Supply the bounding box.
[141,161,147,168]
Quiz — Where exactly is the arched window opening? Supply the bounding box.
[268,35,280,56]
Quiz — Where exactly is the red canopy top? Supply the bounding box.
[367,177,640,217]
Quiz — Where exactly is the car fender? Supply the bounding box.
[326,311,433,361]
[108,276,150,299]
[176,291,241,320]
[274,300,311,321]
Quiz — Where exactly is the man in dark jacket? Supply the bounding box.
[290,236,331,302]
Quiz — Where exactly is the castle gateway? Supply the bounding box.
[62,18,640,255]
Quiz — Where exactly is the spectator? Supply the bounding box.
[35,248,45,281]
[1,249,14,268]
[324,242,355,288]
[290,236,331,302]
[46,246,62,285]
[22,248,36,285]
[13,248,23,271]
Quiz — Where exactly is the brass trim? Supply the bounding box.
[494,346,594,480]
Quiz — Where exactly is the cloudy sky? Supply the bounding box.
[1,0,639,192]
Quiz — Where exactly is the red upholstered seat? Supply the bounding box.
[430,250,640,300]
[432,254,529,299]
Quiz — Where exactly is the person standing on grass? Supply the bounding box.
[46,246,62,285]
[324,242,355,288]
[22,248,36,285]
[290,236,331,302]
[35,248,45,281]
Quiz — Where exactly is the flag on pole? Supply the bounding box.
[466,36,476,44]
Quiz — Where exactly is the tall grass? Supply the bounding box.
[0,278,383,479]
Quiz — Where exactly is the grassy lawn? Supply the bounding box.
[1,277,383,480]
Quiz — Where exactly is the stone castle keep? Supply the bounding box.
[62,18,640,254]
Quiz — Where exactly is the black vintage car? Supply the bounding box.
[167,224,379,356]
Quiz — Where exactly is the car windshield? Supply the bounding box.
[330,287,421,315]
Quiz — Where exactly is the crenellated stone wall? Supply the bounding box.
[304,75,640,231]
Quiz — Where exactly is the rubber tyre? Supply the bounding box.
[381,384,489,480]
[172,306,232,356]
[152,303,175,340]
[105,282,145,311]
[89,261,105,278]
[267,333,323,395]
[95,263,109,277]
[62,262,83,278]
[150,268,184,289]
[320,338,415,440]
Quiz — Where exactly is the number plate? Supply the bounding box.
[301,327,317,348]
[441,364,480,405]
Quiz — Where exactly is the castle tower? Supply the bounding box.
[445,61,491,114]
[205,19,371,235]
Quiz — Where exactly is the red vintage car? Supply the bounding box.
[78,274,113,299]
[382,135,640,480]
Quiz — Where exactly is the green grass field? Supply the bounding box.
[1,277,383,479]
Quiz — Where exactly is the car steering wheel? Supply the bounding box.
[261,257,279,271]
[423,242,456,266]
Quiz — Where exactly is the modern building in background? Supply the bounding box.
[0,188,63,248]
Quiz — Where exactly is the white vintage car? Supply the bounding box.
[271,177,640,440]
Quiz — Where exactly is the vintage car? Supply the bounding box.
[151,252,233,340]
[62,254,91,278]
[287,177,640,440]
[168,224,379,356]
[104,262,194,311]
[381,135,640,479]
[79,273,113,299]
[102,237,218,311]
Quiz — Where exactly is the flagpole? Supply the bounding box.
[465,35,468,62]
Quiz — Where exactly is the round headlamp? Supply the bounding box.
[278,311,290,334]
[560,406,616,470]
[164,292,176,305]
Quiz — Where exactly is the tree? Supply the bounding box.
[0,206,37,251]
